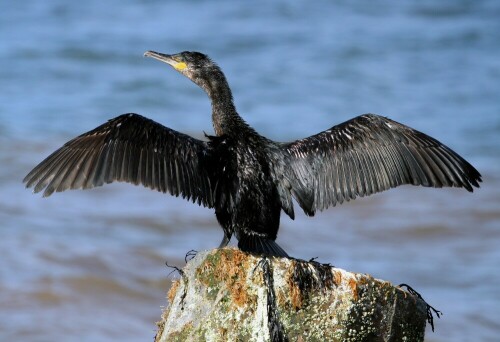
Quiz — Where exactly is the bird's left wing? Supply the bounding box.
[281,114,481,216]
[24,113,214,207]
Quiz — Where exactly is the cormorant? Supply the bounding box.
[24,51,482,257]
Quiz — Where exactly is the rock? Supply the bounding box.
[155,248,428,342]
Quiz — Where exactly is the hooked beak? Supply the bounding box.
[144,51,187,71]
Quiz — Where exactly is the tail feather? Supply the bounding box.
[238,234,289,258]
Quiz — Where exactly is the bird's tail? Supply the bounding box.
[238,234,289,258]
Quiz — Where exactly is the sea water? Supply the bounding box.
[1,1,499,341]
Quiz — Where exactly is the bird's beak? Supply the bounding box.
[144,51,187,71]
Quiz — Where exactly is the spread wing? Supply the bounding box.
[24,113,214,207]
[282,114,481,215]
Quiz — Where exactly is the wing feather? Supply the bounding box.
[283,114,481,215]
[24,113,213,207]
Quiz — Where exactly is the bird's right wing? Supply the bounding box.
[24,113,214,207]
[281,114,481,216]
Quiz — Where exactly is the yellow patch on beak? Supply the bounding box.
[174,62,187,71]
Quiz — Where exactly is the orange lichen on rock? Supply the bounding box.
[167,279,180,304]
[219,249,251,306]
[289,279,303,310]
[348,278,359,301]
[334,270,342,286]
[197,248,253,307]
[229,278,249,307]
[284,260,304,310]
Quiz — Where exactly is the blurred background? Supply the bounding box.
[1,1,499,341]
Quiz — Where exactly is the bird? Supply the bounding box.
[24,50,482,258]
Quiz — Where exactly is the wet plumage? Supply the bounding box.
[24,51,482,257]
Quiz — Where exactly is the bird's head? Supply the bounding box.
[144,50,222,91]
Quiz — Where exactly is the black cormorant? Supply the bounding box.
[24,51,482,257]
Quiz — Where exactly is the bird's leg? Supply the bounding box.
[218,233,231,248]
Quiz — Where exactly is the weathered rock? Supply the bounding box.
[156,248,428,342]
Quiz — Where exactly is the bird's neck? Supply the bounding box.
[201,72,253,137]
[212,102,250,137]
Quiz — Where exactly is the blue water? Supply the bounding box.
[1,1,499,341]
